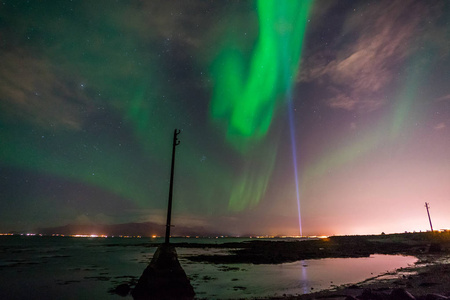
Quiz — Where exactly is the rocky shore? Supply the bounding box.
[257,232,450,300]
[185,232,450,264]
[269,256,450,299]
[110,232,450,299]
[185,232,450,299]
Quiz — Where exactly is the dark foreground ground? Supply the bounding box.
[269,255,450,300]
[185,232,450,299]
[231,232,450,300]
[184,232,450,265]
[111,232,450,299]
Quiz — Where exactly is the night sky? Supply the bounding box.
[1,0,449,236]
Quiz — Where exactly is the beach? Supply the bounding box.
[254,232,450,299]
[1,232,449,299]
[269,254,450,299]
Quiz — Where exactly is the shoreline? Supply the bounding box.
[186,232,450,264]
[4,232,446,299]
[105,232,450,299]
[182,232,450,299]
[263,254,450,299]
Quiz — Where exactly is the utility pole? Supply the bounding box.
[425,202,434,232]
[134,129,194,300]
[165,129,181,244]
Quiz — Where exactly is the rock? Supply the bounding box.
[425,294,449,300]
[111,283,130,297]
[389,288,416,300]
[132,244,195,300]
[359,288,389,300]
[428,243,442,253]
[348,284,360,289]
[420,282,440,287]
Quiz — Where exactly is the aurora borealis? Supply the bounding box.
[1,0,449,236]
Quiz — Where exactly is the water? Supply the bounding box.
[0,236,417,299]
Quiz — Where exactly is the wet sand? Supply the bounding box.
[253,232,450,300]
[268,255,450,299]
[186,232,450,265]
[110,232,450,299]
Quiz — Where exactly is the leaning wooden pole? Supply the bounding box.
[425,202,434,232]
[132,128,194,300]
[165,129,181,244]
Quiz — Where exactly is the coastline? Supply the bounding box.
[183,231,450,299]
[268,254,450,299]
[186,232,450,264]
[2,232,449,299]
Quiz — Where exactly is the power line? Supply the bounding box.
[425,202,433,232]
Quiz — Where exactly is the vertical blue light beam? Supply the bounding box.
[276,0,310,237]
[287,93,303,237]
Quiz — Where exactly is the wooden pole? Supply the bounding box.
[165,129,181,244]
[425,202,433,232]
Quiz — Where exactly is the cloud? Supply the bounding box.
[73,213,115,225]
[325,87,384,112]
[434,122,446,130]
[0,49,92,130]
[126,208,166,225]
[436,94,450,102]
[129,1,237,50]
[300,0,433,112]
[326,90,358,111]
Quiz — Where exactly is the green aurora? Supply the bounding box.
[0,0,313,214]
[1,0,449,235]
[210,0,313,151]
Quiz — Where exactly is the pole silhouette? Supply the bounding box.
[165,129,181,244]
[425,202,433,232]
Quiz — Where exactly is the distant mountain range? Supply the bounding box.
[37,222,227,237]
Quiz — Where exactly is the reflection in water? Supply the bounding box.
[0,237,417,300]
[180,253,417,299]
[301,260,308,294]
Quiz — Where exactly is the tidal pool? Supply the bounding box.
[0,236,417,299]
[179,251,417,299]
